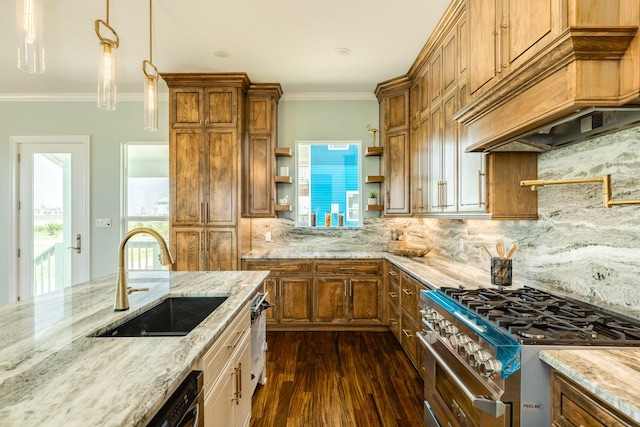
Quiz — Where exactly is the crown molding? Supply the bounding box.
[0,93,170,102]
[0,91,376,102]
[280,92,376,101]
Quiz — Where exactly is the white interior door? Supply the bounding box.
[15,136,90,300]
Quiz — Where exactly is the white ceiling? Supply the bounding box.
[2,0,452,98]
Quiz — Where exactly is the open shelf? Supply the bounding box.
[365,175,384,183]
[275,176,293,184]
[275,204,292,211]
[364,147,383,157]
[275,147,292,157]
[366,204,384,211]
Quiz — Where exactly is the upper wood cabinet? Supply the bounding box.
[459,0,639,151]
[469,0,557,97]
[243,84,282,217]
[162,73,251,271]
[375,77,412,216]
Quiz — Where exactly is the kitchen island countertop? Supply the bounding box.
[540,349,640,423]
[0,270,269,427]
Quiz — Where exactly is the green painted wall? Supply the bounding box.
[0,100,169,305]
[0,96,378,305]
[276,99,380,222]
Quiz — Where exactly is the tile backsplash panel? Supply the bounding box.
[253,125,640,314]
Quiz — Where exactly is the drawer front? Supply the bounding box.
[552,371,637,427]
[314,260,383,276]
[200,305,250,396]
[400,273,418,318]
[242,259,312,276]
[400,309,419,366]
[387,262,401,287]
[388,280,400,309]
[388,303,401,340]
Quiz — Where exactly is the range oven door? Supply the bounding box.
[417,332,511,427]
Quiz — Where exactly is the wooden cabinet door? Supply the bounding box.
[205,88,237,128]
[411,114,428,214]
[234,333,252,427]
[205,129,237,226]
[171,227,204,271]
[505,0,554,70]
[440,90,458,213]
[401,310,419,367]
[428,102,444,212]
[171,129,204,226]
[349,278,381,323]
[280,277,312,323]
[388,304,401,340]
[384,91,409,132]
[469,0,499,95]
[205,228,237,271]
[313,277,347,323]
[204,366,233,427]
[385,131,411,215]
[486,152,538,220]
[171,88,203,128]
[244,134,273,216]
[263,278,278,324]
[458,81,486,212]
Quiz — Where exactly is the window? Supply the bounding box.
[296,141,361,227]
[122,142,169,270]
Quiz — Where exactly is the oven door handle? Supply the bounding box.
[417,332,506,419]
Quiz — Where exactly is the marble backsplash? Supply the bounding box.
[252,125,640,314]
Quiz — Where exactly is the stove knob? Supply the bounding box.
[443,324,459,337]
[426,310,443,323]
[478,358,502,378]
[460,341,480,359]
[468,350,491,367]
[450,334,470,349]
[435,319,451,334]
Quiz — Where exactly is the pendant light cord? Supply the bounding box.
[149,0,153,64]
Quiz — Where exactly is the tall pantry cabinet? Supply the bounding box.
[162,73,253,271]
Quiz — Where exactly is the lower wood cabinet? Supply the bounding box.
[200,304,252,427]
[242,259,383,329]
[551,370,638,427]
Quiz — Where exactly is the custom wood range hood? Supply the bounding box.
[456,19,640,153]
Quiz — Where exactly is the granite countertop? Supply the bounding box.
[540,349,640,423]
[0,270,269,427]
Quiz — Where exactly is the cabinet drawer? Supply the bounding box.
[400,310,419,365]
[552,371,637,427]
[314,260,382,276]
[388,281,400,309]
[388,304,401,340]
[242,259,312,276]
[400,273,419,318]
[200,305,250,396]
[387,263,401,287]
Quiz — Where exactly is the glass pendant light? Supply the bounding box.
[95,0,119,110]
[16,0,45,73]
[143,0,158,131]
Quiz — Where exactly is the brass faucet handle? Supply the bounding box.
[127,287,149,295]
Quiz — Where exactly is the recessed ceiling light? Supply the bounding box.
[331,47,351,57]
[212,49,230,58]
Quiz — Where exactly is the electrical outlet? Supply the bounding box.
[265,231,272,242]
[96,218,112,228]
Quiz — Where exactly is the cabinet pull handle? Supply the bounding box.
[402,329,414,338]
[339,267,357,271]
[205,202,210,223]
[389,292,398,298]
[478,170,486,207]
[389,319,397,326]
[237,362,242,400]
[402,288,413,296]
[388,270,397,277]
[442,181,447,209]
[227,330,244,350]
[232,364,240,404]
[200,202,204,224]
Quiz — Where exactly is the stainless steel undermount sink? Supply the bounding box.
[92,296,229,337]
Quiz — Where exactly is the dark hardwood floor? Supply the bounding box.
[251,331,424,427]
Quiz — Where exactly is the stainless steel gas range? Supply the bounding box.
[417,286,640,427]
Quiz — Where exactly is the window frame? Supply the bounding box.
[294,140,362,228]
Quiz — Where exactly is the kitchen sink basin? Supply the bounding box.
[93,296,228,337]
